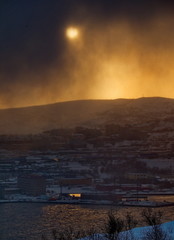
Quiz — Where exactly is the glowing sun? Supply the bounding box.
[66,27,79,39]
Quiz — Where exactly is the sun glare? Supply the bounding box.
[66,27,79,39]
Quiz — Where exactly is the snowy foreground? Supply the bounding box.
[81,221,174,240]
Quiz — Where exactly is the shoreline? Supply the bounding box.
[1,199,174,208]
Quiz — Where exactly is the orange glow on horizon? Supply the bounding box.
[0,15,174,109]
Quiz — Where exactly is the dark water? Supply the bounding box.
[0,203,174,240]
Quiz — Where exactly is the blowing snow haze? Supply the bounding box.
[1,0,174,108]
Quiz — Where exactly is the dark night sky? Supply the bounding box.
[0,0,174,108]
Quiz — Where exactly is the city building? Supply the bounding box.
[18,174,46,196]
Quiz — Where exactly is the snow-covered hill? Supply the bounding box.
[81,221,174,240]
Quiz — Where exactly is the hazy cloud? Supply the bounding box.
[0,0,174,108]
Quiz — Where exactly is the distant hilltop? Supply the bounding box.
[0,97,174,134]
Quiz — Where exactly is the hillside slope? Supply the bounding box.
[0,97,174,134]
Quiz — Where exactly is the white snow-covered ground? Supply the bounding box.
[81,221,174,240]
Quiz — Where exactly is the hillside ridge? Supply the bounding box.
[0,97,174,134]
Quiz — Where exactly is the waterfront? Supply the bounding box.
[0,203,174,240]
